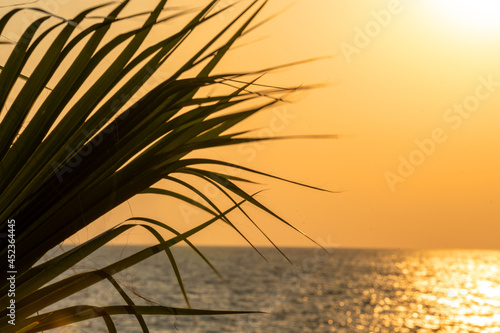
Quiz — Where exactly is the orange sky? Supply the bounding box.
[8,0,499,249]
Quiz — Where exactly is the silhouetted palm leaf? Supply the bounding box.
[0,1,333,331]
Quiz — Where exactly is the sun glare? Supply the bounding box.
[425,0,500,34]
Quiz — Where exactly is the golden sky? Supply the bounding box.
[7,0,499,249]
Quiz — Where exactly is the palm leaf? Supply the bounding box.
[0,0,335,331]
[20,305,262,332]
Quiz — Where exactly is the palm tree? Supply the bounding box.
[0,1,331,331]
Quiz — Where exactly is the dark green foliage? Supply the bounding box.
[0,1,331,331]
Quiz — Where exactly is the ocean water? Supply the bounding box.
[42,246,500,333]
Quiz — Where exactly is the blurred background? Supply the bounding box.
[3,0,499,249]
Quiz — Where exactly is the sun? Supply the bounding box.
[424,0,500,34]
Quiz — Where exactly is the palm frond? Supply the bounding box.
[0,0,335,331]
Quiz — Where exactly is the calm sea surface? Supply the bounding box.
[42,246,500,332]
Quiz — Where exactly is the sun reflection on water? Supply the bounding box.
[327,249,500,333]
[407,251,500,333]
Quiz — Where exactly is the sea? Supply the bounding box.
[41,246,500,333]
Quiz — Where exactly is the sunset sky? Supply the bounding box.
[13,0,499,249]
